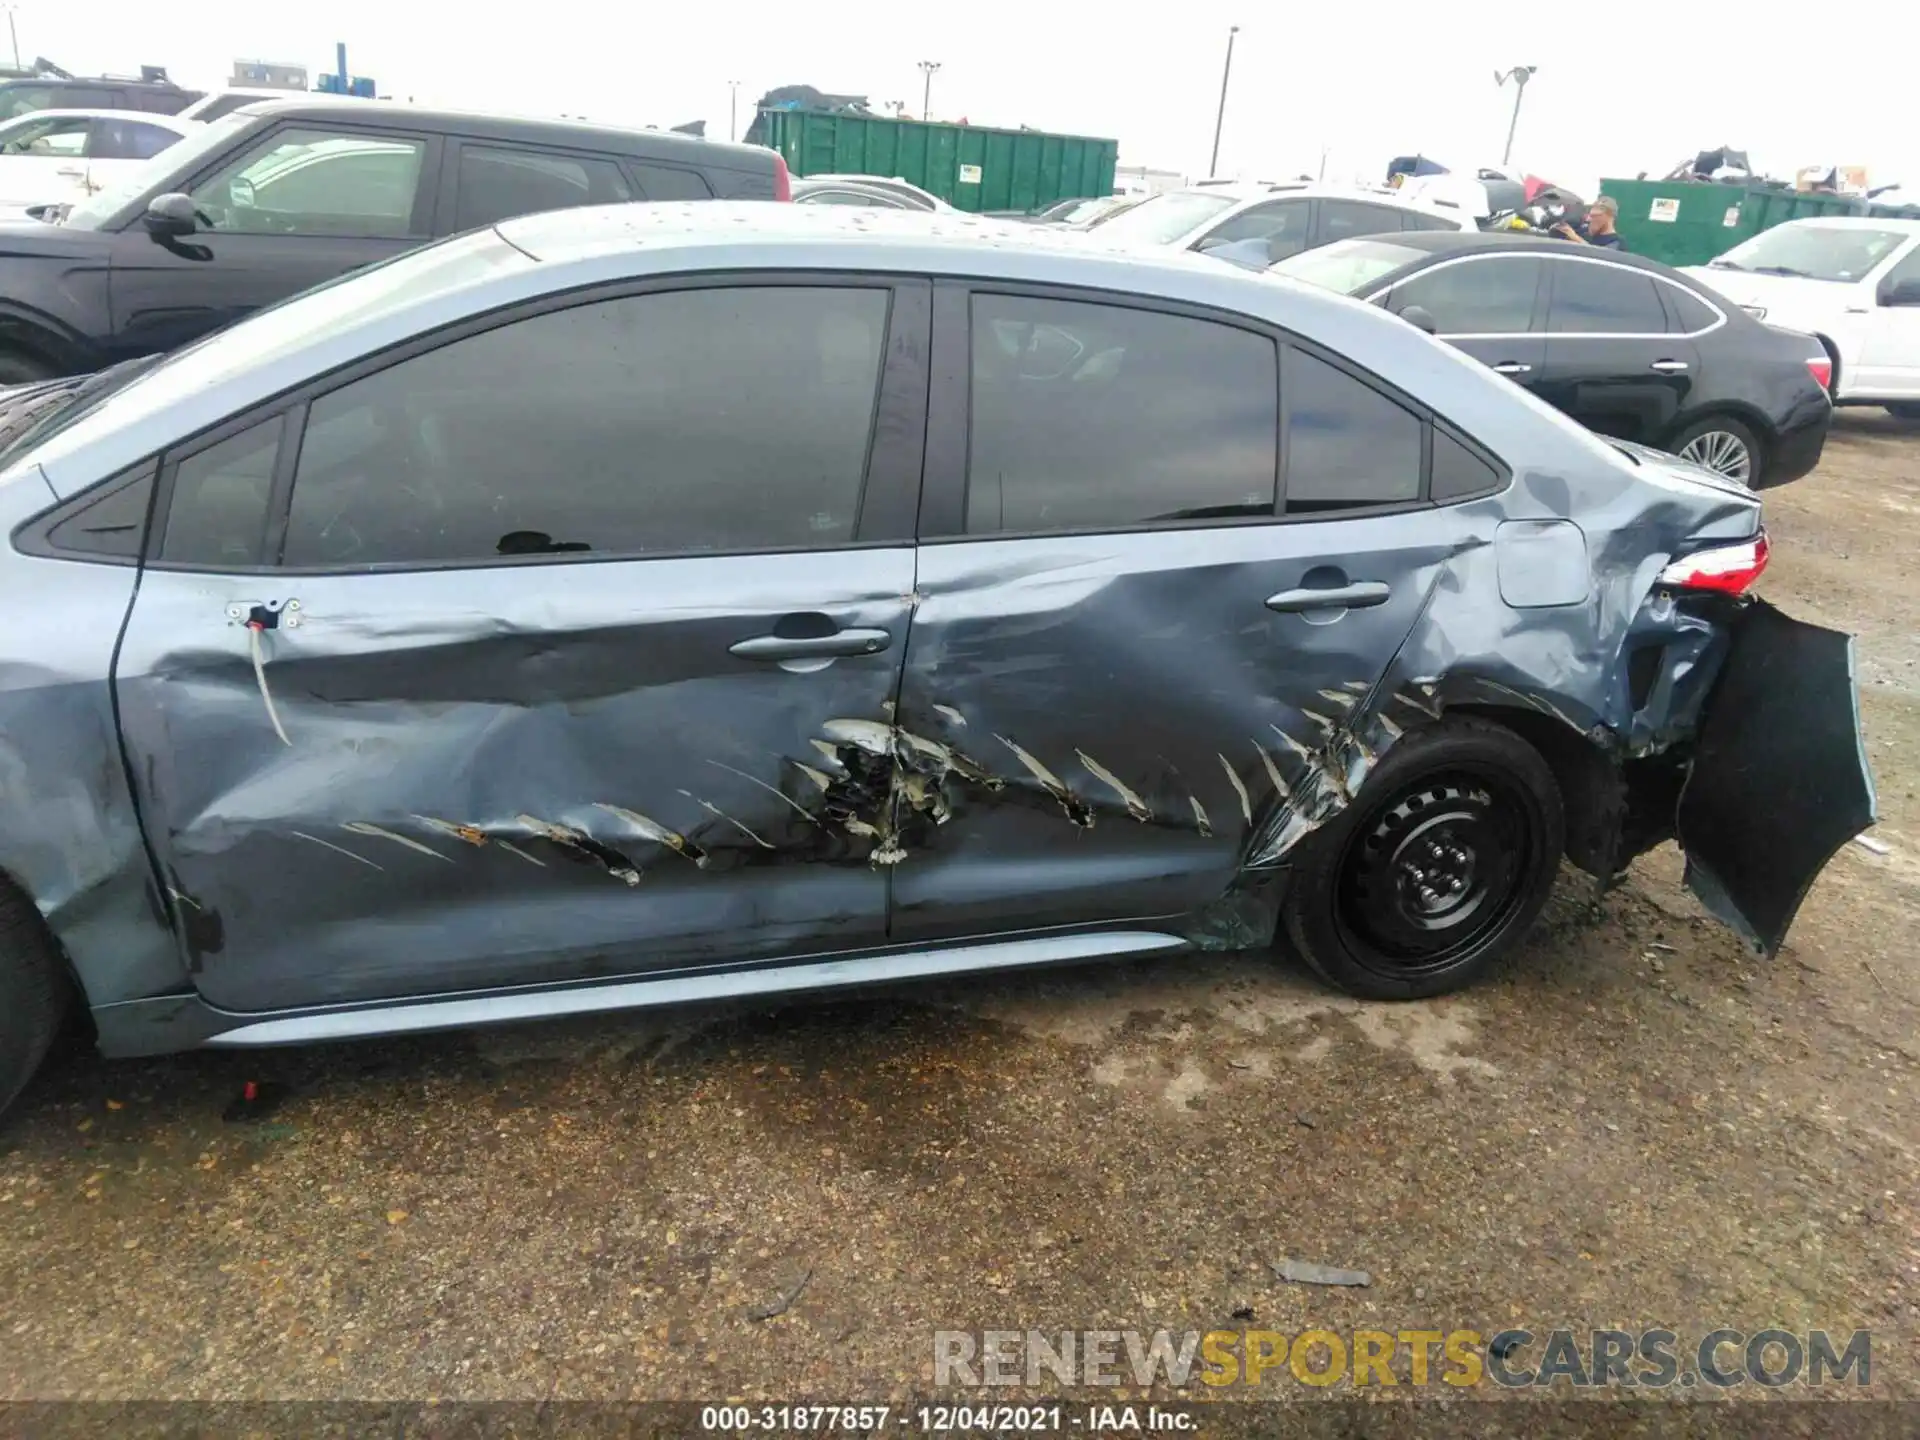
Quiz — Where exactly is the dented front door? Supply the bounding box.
[111,276,930,1013]
[115,553,919,1012]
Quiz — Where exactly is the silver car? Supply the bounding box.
[0,204,1874,1117]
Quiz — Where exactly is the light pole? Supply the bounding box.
[917,60,941,121]
[1495,65,1537,168]
[3,5,20,72]
[1208,25,1239,179]
[728,79,739,143]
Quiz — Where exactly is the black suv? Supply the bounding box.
[0,99,790,381]
[0,75,202,118]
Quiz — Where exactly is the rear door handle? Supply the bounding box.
[1491,361,1533,375]
[1266,582,1391,613]
[729,628,892,661]
[1650,359,1690,372]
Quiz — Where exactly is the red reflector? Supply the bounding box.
[1806,355,1832,390]
[1657,532,1770,594]
[772,155,792,202]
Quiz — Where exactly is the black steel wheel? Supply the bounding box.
[1281,719,1564,999]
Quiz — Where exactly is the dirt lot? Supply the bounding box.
[2,416,1917,1416]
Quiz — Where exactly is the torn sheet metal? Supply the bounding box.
[105,549,920,1011]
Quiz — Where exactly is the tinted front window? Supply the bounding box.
[1320,200,1406,244]
[454,146,632,231]
[283,287,888,568]
[189,127,427,236]
[1272,238,1425,295]
[91,119,182,162]
[1879,244,1920,291]
[1093,190,1236,245]
[1393,258,1541,334]
[631,163,713,200]
[1283,349,1422,512]
[965,295,1278,534]
[160,418,281,567]
[1400,210,1459,233]
[1547,261,1667,334]
[0,115,88,156]
[1203,201,1311,260]
[0,86,58,120]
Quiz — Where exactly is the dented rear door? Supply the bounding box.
[112,277,930,1012]
[886,284,1470,942]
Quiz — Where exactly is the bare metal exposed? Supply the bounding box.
[0,204,1877,1117]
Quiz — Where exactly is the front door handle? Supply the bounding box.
[1491,361,1533,375]
[729,628,892,661]
[1650,359,1690,373]
[1266,582,1391,613]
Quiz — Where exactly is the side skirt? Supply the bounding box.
[90,929,1191,1056]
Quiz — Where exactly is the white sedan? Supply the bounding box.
[1685,217,1920,419]
[0,109,201,210]
[1087,182,1473,266]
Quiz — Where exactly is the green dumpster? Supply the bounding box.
[1598,178,1875,267]
[749,109,1117,214]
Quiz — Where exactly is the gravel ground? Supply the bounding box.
[2,414,1917,1416]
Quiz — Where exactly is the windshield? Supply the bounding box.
[1093,190,1236,245]
[1710,224,1910,282]
[1272,238,1425,294]
[61,113,251,229]
[0,356,165,470]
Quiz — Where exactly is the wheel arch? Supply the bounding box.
[1439,702,1623,879]
[1812,334,1842,397]
[0,301,94,377]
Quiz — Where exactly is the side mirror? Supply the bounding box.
[143,192,198,239]
[1879,277,1920,308]
[1399,304,1439,335]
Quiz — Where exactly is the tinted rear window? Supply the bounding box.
[965,294,1278,533]
[1547,261,1668,334]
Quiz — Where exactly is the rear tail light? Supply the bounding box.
[1806,354,1832,390]
[772,154,792,202]
[1657,532,1770,595]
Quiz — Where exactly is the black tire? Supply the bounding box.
[1887,403,1920,422]
[1667,414,1764,486]
[0,878,68,1120]
[0,349,55,387]
[1281,719,1565,1000]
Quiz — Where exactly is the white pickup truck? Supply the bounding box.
[1685,217,1920,419]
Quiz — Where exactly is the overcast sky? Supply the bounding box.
[13,0,1918,197]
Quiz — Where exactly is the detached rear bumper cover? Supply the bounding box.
[1676,600,1878,955]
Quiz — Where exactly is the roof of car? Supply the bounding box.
[0,107,198,127]
[23,201,1626,502]
[228,98,776,169]
[1764,215,1920,232]
[492,200,1179,265]
[1338,229,1693,275]
[0,75,190,91]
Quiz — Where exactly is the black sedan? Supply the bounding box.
[1271,233,1834,487]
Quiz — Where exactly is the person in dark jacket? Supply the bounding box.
[1555,194,1624,249]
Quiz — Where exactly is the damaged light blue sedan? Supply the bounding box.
[0,205,1877,1117]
